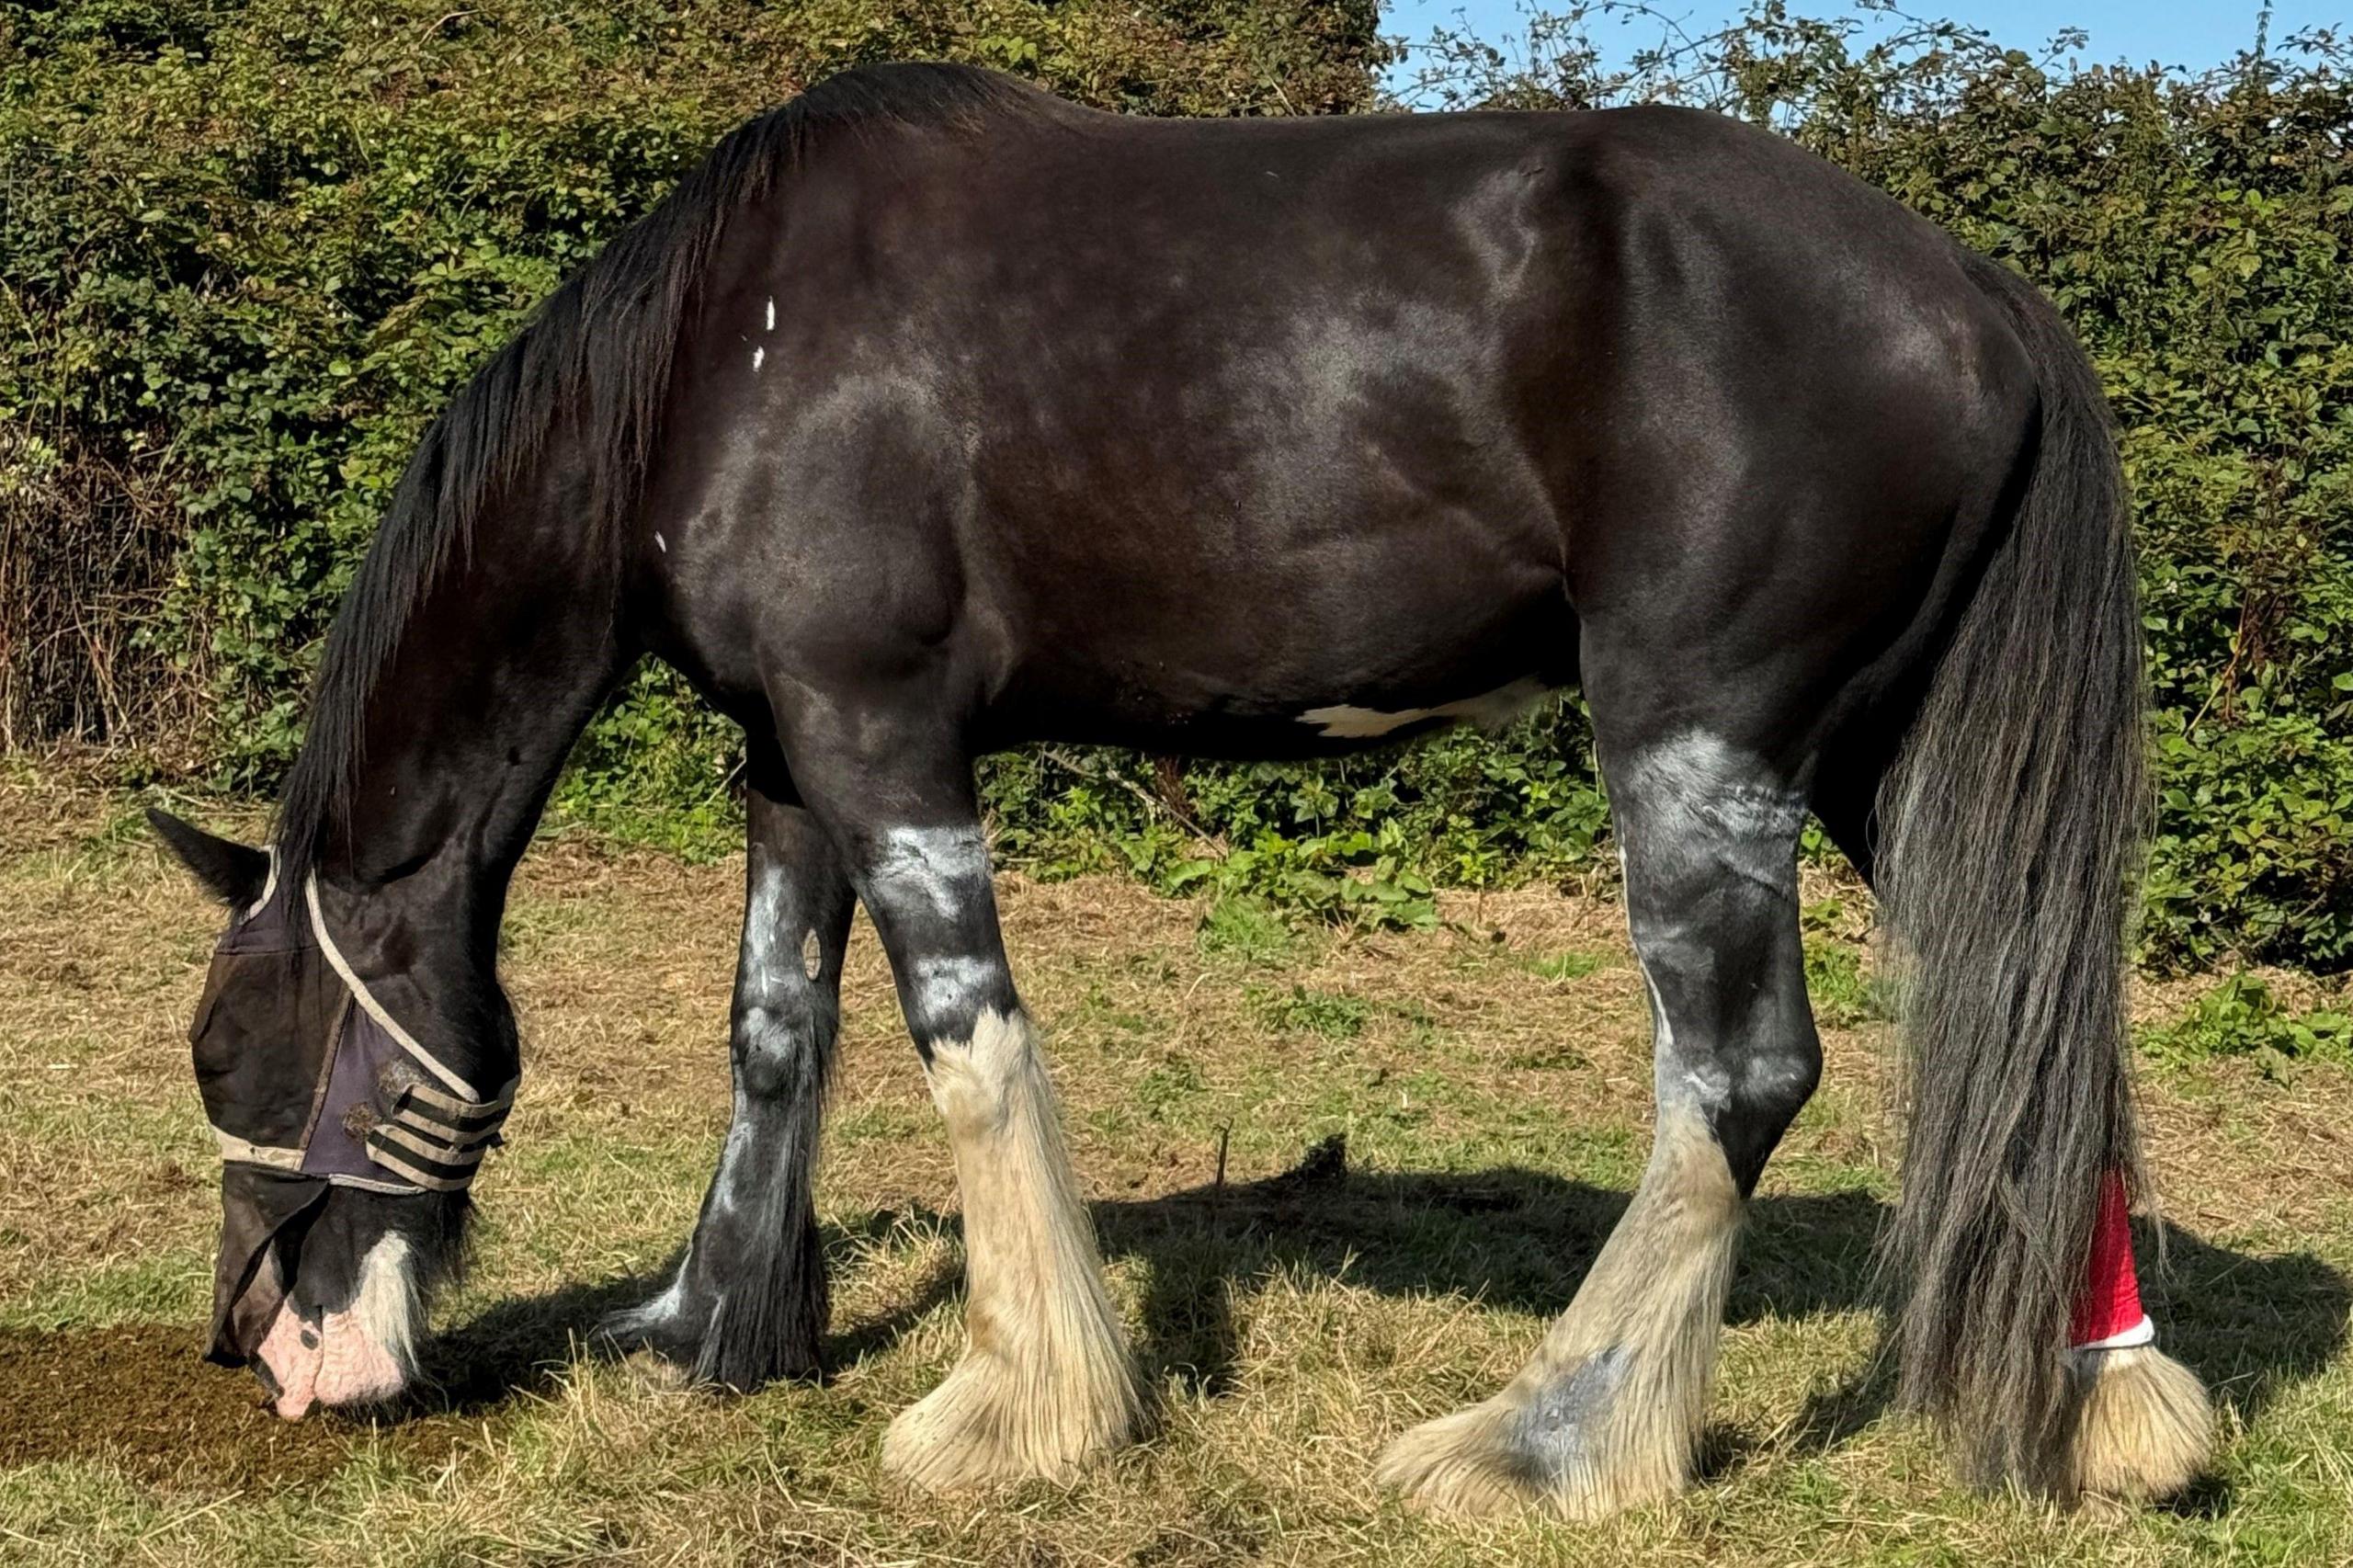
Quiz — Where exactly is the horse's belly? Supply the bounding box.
[984,571,1578,758]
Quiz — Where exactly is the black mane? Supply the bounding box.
[272,62,1044,884]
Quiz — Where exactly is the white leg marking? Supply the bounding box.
[1378,1106,1741,1517]
[883,1009,1140,1489]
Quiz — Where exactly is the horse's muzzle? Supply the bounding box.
[249,1297,409,1419]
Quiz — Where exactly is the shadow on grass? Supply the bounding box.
[1106,1137,2346,1429]
[418,1133,2348,1473]
[415,1208,962,1415]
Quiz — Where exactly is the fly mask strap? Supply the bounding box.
[359,1046,516,1191]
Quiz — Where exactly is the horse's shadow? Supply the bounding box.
[425,1133,2348,1469]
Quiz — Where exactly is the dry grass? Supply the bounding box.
[1,766,2347,1565]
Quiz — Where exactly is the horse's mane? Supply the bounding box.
[274,63,1046,883]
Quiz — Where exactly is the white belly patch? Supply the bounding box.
[1298,677,1557,739]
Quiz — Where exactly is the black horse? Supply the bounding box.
[151,63,2213,1516]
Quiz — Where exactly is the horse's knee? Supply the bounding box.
[734,995,824,1101]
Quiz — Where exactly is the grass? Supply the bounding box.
[1525,949,1608,984]
[1,769,2348,1565]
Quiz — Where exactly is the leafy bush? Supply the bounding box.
[6,1,2351,971]
[2141,971,2352,1073]
[0,0,1383,758]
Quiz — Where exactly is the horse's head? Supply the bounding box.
[152,810,499,1418]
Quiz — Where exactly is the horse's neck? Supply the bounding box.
[295,455,631,1079]
[313,462,631,938]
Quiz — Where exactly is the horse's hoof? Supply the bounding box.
[1378,1400,1553,1517]
[881,1340,1141,1491]
[2067,1345,2214,1502]
[1377,1352,1693,1520]
[597,1288,823,1392]
[597,1296,701,1368]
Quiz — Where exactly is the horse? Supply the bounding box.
[149,61,2215,1516]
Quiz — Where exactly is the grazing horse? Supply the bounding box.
[151,62,2214,1514]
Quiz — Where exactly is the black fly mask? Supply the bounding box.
[191,866,513,1363]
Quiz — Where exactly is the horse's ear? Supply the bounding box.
[148,809,271,909]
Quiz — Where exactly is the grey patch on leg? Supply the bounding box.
[867,824,993,922]
[1606,731,1809,858]
[1378,1101,1745,1519]
[1380,728,1809,1520]
[609,831,844,1388]
[1612,730,1817,1187]
[909,953,1005,1025]
[1511,1345,1630,1468]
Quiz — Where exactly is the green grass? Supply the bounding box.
[2141,973,2353,1074]
[1525,949,1607,983]
[1802,938,1890,1029]
[1247,983,1374,1039]
[1196,894,1296,967]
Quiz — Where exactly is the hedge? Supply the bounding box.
[0,0,1383,754]
[3,1,2348,971]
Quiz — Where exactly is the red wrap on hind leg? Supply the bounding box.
[2069,1172,2152,1350]
[2063,1170,2212,1500]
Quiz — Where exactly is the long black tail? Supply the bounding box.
[1875,256,2148,1492]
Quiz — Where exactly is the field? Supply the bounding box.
[1,767,2347,1565]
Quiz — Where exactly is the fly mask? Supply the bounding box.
[190,866,513,1363]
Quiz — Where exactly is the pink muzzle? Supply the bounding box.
[252,1303,408,1420]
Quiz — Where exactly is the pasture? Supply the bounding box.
[1,768,2347,1565]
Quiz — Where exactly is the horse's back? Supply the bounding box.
[653,71,2039,756]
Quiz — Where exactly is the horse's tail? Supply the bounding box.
[1873,256,2209,1496]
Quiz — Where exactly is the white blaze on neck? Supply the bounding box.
[1299,677,1553,739]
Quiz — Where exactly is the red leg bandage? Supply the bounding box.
[2070,1170,2154,1350]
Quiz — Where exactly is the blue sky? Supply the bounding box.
[1382,0,2341,88]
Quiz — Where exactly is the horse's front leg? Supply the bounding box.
[786,710,1142,1488]
[1379,731,1819,1517]
[605,774,854,1387]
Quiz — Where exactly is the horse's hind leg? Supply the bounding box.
[1379,727,1818,1517]
[781,710,1142,1488]
[604,767,854,1387]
